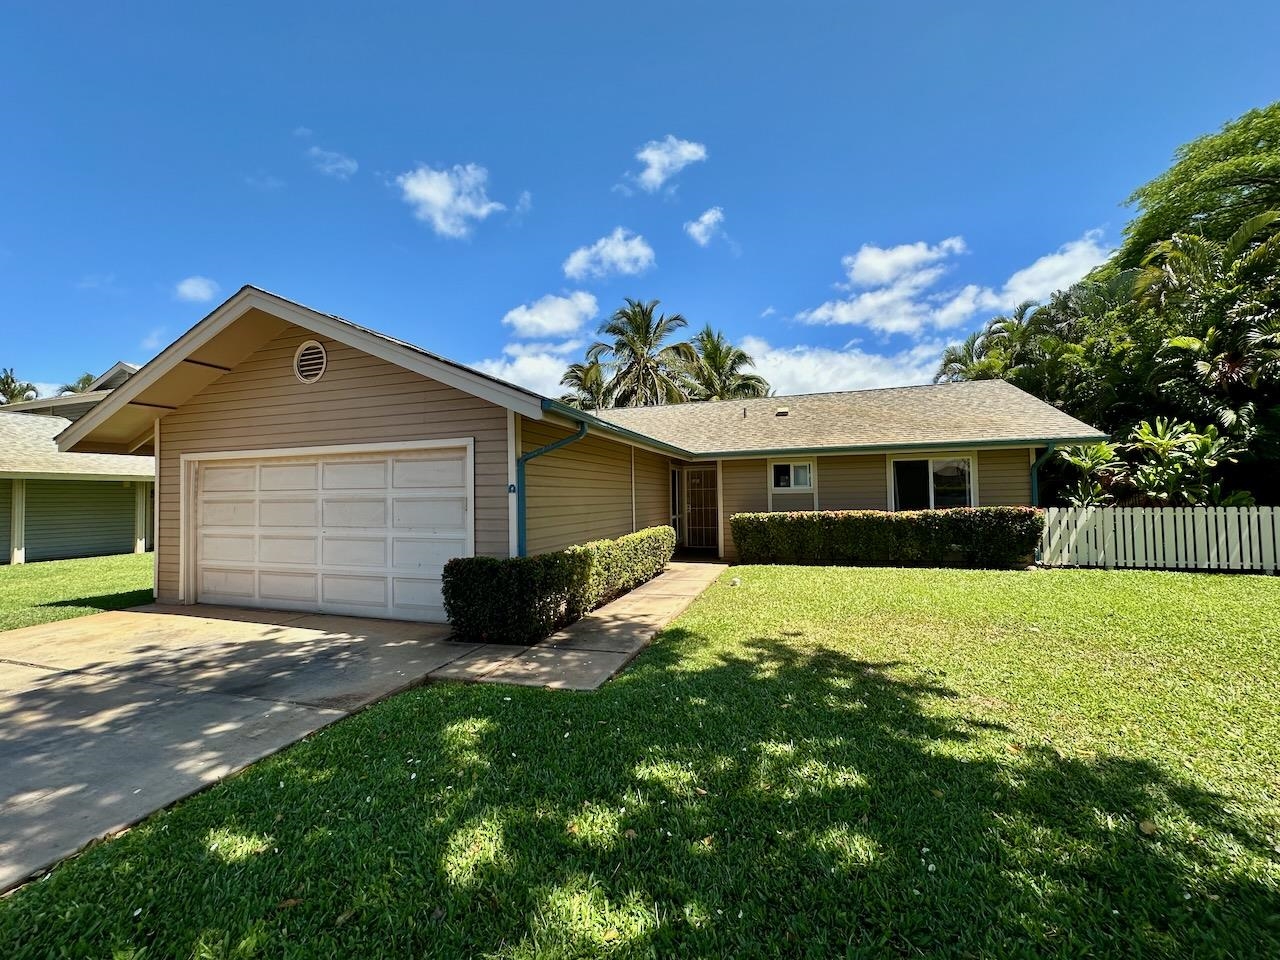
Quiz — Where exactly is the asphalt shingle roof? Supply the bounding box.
[592,379,1107,455]
[0,412,154,478]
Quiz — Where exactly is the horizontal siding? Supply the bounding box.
[522,419,634,554]
[0,479,10,563]
[720,458,768,560]
[771,491,815,512]
[25,479,139,562]
[634,448,672,530]
[978,448,1032,506]
[157,325,510,601]
[819,454,888,510]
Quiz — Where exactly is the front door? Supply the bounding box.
[685,466,718,550]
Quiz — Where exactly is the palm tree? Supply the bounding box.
[983,300,1045,370]
[1139,210,1280,435]
[589,298,695,407]
[58,372,96,395]
[559,358,614,410]
[0,368,37,404]
[685,326,770,400]
[933,330,1006,383]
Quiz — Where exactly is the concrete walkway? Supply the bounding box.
[429,561,727,690]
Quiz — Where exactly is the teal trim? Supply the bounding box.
[540,398,693,458]
[516,420,587,556]
[1030,443,1057,507]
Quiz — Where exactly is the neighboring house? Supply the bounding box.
[2,362,140,422]
[59,286,1105,622]
[0,412,154,565]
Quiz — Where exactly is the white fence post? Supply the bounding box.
[1040,506,1280,574]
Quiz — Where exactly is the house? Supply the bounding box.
[2,361,140,422]
[1,412,154,565]
[59,286,1105,622]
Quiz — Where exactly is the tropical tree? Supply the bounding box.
[58,372,96,395]
[1139,211,1280,440]
[559,359,613,410]
[588,299,695,407]
[685,325,770,400]
[1118,103,1280,268]
[0,368,37,404]
[933,329,1006,383]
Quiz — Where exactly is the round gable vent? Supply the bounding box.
[294,340,327,383]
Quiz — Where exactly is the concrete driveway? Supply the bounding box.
[0,604,475,892]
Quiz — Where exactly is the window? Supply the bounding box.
[891,457,973,510]
[771,461,813,491]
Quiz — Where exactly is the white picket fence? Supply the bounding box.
[1039,506,1280,573]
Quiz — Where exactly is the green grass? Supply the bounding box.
[0,553,153,632]
[2,566,1278,958]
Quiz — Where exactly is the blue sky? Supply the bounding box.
[2,1,1277,398]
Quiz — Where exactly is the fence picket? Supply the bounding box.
[1040,506,1280,575]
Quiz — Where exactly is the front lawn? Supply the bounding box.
[2,566,1278,957]
[0,553,153,632]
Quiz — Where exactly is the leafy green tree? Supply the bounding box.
[686,325,770,400]
[58,372,96,395]
[1118,103,1280,269]
[559,359,614,410]
[588,299,695,407]
[0,368,37,404]
[932,330,1006,383]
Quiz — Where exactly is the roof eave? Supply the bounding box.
[688,434,1109,459]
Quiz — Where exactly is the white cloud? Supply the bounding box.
[473,339,582,397]
[502,291,598,338]
[843,237,967,287]
[760,306,777,318]
[563,227,655,280]
[633,135,707,192]
[140,327,167,351]
[797,231,1111,335]
[31,382,61,399]
[245,170,285,191]
[514,190,533,215]
[684,207,725,246]
[174,276,219,303]
[742,335,944,394]
[293,126,313,138]
[397,163,506,238]
[308,146,358,180]
[75,272,117,290]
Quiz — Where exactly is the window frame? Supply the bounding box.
[888,455,977,510]
[769,459,815,493]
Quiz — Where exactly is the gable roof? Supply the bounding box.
[0,412,154,480]
[588,380,1106,456]
[88,361,141,392]
[57,283,1106,459]
[58,286,545,453]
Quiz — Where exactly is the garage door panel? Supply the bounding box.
[259,499,318,527]
[393,456,464,488]
[323,498,388,528]
[200,568,255,598]
[260,463,318,491]
[323,574,388,606]
[322,536,387,568]
[196,447,469,623]
[392,497,465,530]
[322,460,387,490]
[201,500,255,526]
[393,537,466,569]
[259,571,319,603]
[201,534,256,563]
[201,465,257,492]
[259,535,318,565]
[392,577,444,613]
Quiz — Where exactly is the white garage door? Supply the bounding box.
[194,447,471,622]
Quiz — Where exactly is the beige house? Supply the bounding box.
[60,286,1105,622]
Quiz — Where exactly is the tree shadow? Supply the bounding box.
[1,624,1276,958]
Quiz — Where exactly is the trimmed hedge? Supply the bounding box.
[730,507,1044,569]
[442,525,676,644]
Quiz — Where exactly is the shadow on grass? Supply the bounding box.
[1,626,1276,958]
[38,589,156,613]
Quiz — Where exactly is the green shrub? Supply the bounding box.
[566,525,678,619]
[729,508,1044,569]
[442,525,676,644]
